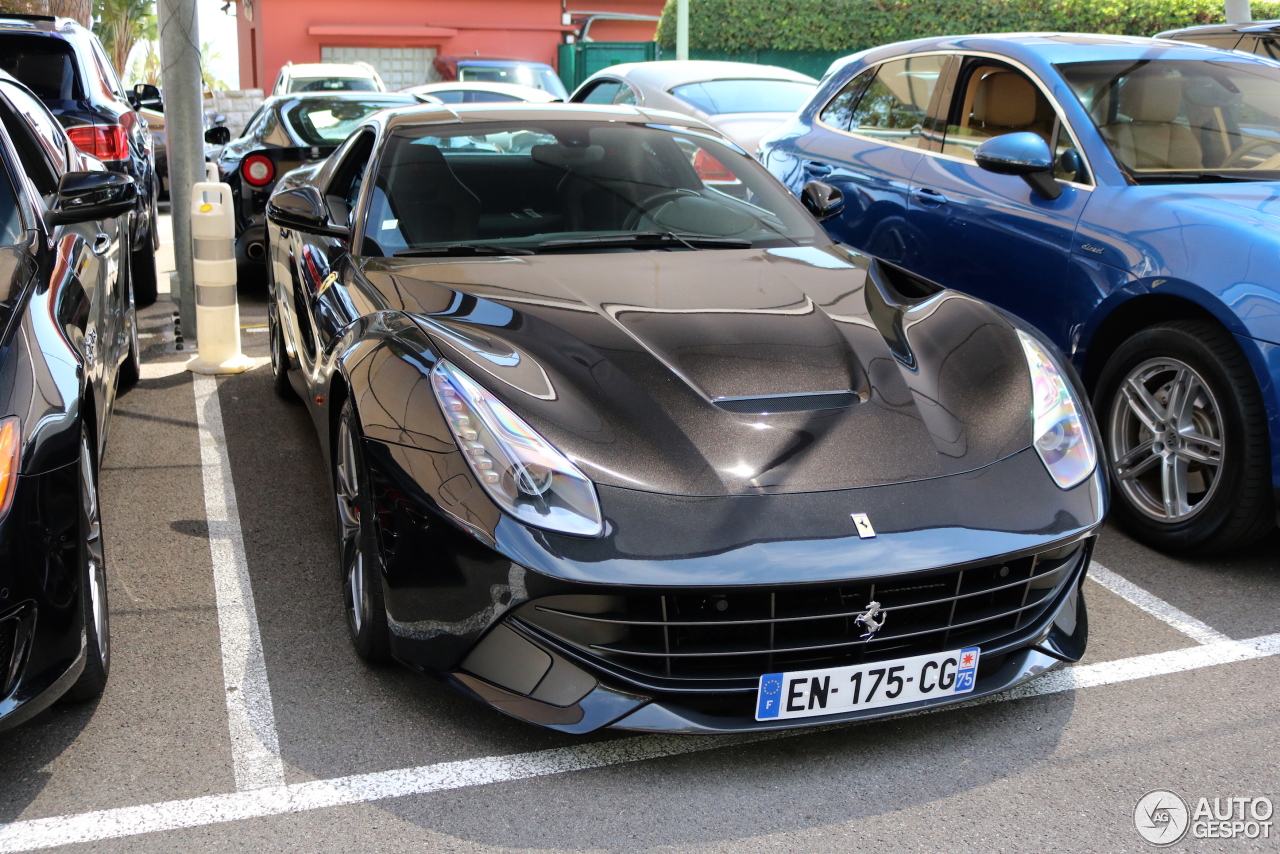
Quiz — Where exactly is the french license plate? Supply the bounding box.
[755,647,980,721]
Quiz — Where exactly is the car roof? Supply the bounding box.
[852,32,1280,66]
[592,60,818,87]
[402,81,559,100]
[1156,20,1280,37]
[0,14,81,35]
[286,63,378,77]
[265,91,419,108]
[379,101,721,132]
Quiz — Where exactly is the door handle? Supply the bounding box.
[912,187,948,206]
[92,233,111,256]
[804,161,833,178]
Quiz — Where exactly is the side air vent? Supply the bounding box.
[714,391,856,414]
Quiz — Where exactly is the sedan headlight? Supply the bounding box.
[430,360,603,536]
[1017,331,1097,489]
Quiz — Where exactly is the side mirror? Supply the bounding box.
[974,132,1062,200]
[266,186,348,237]
[45,171,137,227]
[800,180,844,221]
[132,83,163,111]
[205,126,231,145]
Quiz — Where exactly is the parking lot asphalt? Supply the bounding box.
[0,242,1277,852]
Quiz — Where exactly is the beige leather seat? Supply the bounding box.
[1101,75,1203,169]
[971,72,1044,138]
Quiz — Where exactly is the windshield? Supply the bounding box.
[670,79,817,115]
[364,120,825,256]
[289,76,378,93]
[459,64,569,99]
[282,98,405,145]
[0,34,83,101]
[1058,58,1280,182]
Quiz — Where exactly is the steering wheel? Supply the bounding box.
[622,189,699,231]
[1220,137,1280,169]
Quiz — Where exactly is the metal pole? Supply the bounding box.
[157,0,203,343]
[676,0,689,61]
[1225,0,1252,23]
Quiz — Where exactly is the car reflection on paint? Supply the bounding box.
[263,100,1106,734]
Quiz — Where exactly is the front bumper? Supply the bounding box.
[365,433,1106,733]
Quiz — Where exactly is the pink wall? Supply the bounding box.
[238,0,663,93]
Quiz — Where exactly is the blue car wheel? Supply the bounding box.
[1094,321,1274,552]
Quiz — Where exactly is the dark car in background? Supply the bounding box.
[0,13,160,307]
[264,101,1105,734]
[0,70,140,729]
[215,91,419,283]
[1156,20,1280,58]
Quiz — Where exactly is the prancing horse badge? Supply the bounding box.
[850,513,875,539]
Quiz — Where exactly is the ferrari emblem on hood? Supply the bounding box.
[851,512,875,539]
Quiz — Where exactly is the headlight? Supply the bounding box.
[0,417,18,520]
[1017,331,1096,489]
[430,360,603,536]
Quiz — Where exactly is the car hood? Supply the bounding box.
[360,246,1034,496]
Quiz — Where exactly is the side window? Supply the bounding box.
[0,165,24,248]
[0,82,68,176]
[579,80,621,104]
[324,130,375,228]
[1051,122,1089,184]
[0,84,65,196]
[613,84,638,106]
[1254,37,1280,61]
[847,55,947,145]
[89,38,126,99]
[941,63,1049,158]
[819,67,876,130]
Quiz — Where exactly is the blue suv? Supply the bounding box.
[762,33,1280,553]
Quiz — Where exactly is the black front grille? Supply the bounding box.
[514,543,1085,687]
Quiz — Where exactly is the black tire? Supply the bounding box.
[1094,320,1274,553]
[117,274,141,393]
[334,398,391,663]
[268,310,296,400]
[131,235,158,309]
[64,426,110,701]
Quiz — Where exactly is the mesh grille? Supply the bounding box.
[515,544,1084,685]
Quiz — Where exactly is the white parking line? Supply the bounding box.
[192,373,286,791]
[1,632,1275,852]
[1089,562,1230,645]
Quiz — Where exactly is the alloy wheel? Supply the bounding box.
[1107,357,1225,522]
[335,414,368,636]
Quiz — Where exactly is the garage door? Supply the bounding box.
[319,46,438,90]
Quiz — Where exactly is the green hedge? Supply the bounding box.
[656,0,1280,54]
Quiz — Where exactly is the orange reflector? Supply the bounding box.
[0,418,19,519]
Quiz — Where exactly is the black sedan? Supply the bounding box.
[0,72,139,728]
[215,91,421,284]
[264,102,1106,734]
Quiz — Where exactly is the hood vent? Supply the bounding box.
[713,391,856,414]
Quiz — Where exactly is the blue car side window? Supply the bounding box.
[846,56,946,146]
[819,67,876,131]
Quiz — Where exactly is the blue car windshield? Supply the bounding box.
[1058,58,1280,182]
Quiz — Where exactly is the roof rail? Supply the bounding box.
[0,13,55,22]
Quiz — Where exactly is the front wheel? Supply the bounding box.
[64,426,110,701]
[268,310,295,400]
[334,398,390,663]
[1094,320,1274,553]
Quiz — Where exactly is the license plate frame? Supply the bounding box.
[755,647,980,721]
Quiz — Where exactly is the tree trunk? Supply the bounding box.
[0,0,91,26]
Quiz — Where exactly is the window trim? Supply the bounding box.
[815,49,1096,192]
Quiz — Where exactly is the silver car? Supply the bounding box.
[569,60,817,154]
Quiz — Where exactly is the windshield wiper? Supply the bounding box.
[535,232,753,253]
[1133,172,1257,185]
[394,243,533,257]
